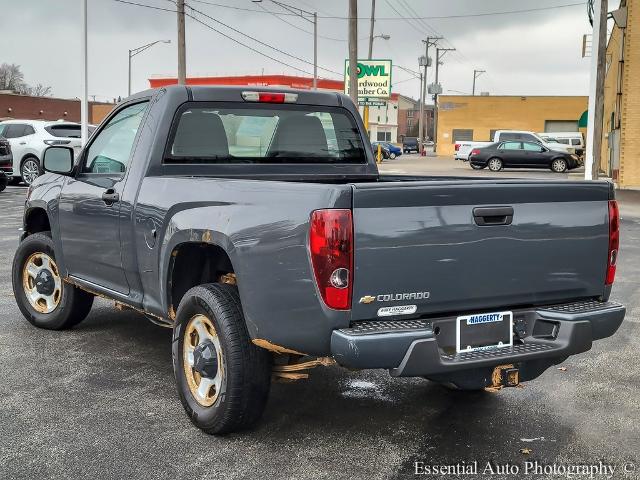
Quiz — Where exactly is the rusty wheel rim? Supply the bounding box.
[22,252,62,314]
[183,314,224,407]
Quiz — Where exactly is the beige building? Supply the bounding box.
[436,95,587,156]
[600,0,640,188]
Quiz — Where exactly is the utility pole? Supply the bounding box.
[472,69,485,96]
[81,0,88,146]
[585,0,608,180]
[363,0,376,134]
[433,47,455,153]
[348,0,358,105]
[313,11,317,89]
[177,0,186,85]
[418,37,441,154]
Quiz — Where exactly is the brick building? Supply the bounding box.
[600,0,640,188]
[0,92,114,124]
[436,95,588,156]
[397,94,434,142]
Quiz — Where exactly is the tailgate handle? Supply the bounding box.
[473,206,514,226]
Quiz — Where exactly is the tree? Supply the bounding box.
[0,63,51,96]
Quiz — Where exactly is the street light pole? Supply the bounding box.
[128,40,171,96]
[433,47,454,153]
[177,0,186,85]
[348,0,358,105]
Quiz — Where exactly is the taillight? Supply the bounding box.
[606,200,619,285]
[309,209,353,310]
[470,148,480,156]
[455,144,461,151]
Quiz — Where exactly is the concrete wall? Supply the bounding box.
[437,95,588,156]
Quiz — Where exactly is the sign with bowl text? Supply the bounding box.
[344,59,392,99]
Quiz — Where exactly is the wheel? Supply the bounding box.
[389,152,396,159]
[172,283,272,435]
[21,157,41,186]
[551,158,568,173]
[8,176,22,186]
[0,175,6,192]
[487,158,503,172]
[12,232,94,330]
[470,163,485,170]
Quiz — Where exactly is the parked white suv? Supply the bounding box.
[0,120,86,185]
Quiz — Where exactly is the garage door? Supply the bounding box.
[544,120,578,132]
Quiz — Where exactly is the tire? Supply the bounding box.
[551,158,568,173]
[21,156,41,186]
[12,232,94,330]
[470,163,485,170]
[0,175,6,192]
[389,152,396,159]
[487,157,503,172]
[8,176,22,186]
[172,283,272,435]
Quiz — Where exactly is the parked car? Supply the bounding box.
[455,130,575,161]
[540,132,584,158]
[372,141,401,159]
[402,136,419,153]
[0,120,86,185]
[0,136,12,178]
[469,141,581,172]
[13,85,624,435]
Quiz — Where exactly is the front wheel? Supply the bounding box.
[389,152,396,159]
[21,157,41,186]
[12,233,94,329]
[487,157,503,172]
[172,283,272,435]
[551,158,568,173]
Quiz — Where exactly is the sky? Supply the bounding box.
[2,0,602,103]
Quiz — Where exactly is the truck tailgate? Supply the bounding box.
[350,180,611,320]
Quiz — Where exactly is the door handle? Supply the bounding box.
[19,142,26,145]
[102,188,120,205]
[473,206,514,226]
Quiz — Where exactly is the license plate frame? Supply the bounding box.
[456,310,513,353]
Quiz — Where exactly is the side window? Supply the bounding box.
[23,125,36,135]
[498,132,518,141]
[520,133,537,142]
[571,138,581,146]
[500,142,522,150]
[84,102,148,174]
[523,142,544,152]
[3,124,27,138]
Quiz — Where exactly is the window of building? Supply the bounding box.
[452,129,473,143]
[407,110,414,118]
[377,131,391,142]
[407,119,413,127]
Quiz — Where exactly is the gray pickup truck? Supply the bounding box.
[12,86,625,434]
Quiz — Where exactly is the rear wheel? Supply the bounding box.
[172,283,272,434]
[0,174,6,192]
[12,233,94,329]
[551,158,568,173]
[487,158,503,172]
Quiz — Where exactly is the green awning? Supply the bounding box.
[578,110,588,128]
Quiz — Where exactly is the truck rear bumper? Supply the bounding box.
[330,300,625,377]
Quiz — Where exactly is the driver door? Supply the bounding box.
[58,101,148,294]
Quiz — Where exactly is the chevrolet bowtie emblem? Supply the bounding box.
[359,295,376,304]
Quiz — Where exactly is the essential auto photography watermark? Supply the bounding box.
[414,460,636,478]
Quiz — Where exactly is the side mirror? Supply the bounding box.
[43,146,74,175]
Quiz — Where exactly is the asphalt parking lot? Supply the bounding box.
[1,161,639,479]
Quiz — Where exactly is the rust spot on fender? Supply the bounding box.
[252,339,305,356]
[201,230,212,243]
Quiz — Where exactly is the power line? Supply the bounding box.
[112,0,340,79]
[185,3,342,75]
[184,0,586,20]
